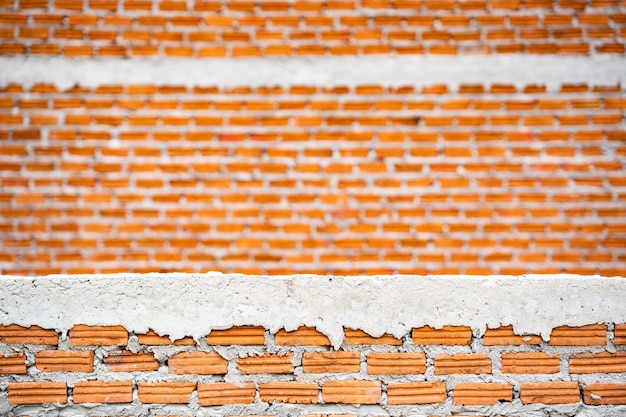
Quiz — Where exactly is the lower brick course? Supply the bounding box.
[0,273,625,416]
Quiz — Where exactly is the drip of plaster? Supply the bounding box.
[0,274,624,348]
[0,55,624,90]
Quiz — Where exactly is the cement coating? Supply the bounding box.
[0,274,625,348]
[1,55,625,89]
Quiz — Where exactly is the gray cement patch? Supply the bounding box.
[1,56,624,89]
[0,274,624,348]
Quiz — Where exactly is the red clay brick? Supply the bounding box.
[197,382,255,406]
[35,350,93,372]
[73,380,133,403]
[168,351,227,374]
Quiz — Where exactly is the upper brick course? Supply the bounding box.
[0,0,625,57]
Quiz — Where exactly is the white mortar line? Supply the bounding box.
[1,56,625,89]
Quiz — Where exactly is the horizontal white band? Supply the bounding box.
[1,273,624,348]
[1,55,625,90]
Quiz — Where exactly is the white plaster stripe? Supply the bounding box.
[0,274,624,348]
[1,56,625,89]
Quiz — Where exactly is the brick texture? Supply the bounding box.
[0,321,623,412]
[0,0,624,58]
[0,82,624,276]
[73,380,133,404]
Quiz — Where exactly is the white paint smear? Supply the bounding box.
[1,55,625,89]
[0,274,624,348]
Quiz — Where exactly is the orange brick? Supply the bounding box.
[237,353,294,374]
[501,352,559,374]
[387,382,446,405]
[35,350,93,372]
[303,351,360,373]
[367,352,425,375]
[434,353,491,374]
[197,382,255,406]
[138,330,195,345]
[549,324,606,345]
[138,382,196,404]
[69,325,128,346]
[412,325,472,345]
[483,325,542,345]
[104,350,159,372]
[206,326,264,345]
[569,351,626,374]
[584,383,626,404]
[168,351,227,374]
[520,382,580,404]
[0,324,57,344]
[73,380,133,403]
[259,381,318,404]
[8,382,67,404]
[344,328,401,345]
[0,353,26,374]
[615,324,626,344]
[322,380,381,404]
[454,383,512,405]
[275,326,331,345]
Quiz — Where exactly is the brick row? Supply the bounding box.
[7,380,626,405]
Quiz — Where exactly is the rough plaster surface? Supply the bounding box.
[1,274,625,347]
[1,56,624,89]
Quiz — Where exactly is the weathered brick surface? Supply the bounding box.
[501,352,560,374]
[197,382,256,406]
[484,325,542,345]
[453,383,513,405]
[8,382,67,404]
[73,380,133,404]
[344,329,401,345]
[569,351,626,374]
[367,352,426,375]
[387,381,446,405]
[0,324,57,345]
[259,382,319,404]
[302,351,360,373]
[322,380,381,404]
[138,330,195,345]
[138,382,196,404]
[69,325,128,346]
[206,326,265,345]
[434,353,491,375]
[520,382,581,404]
[35,350,93,372]
[237,353,294,374]
[275,327,331,346]
[412,325,472,345]
[583,383,626,405]
[0,353,26,374]
[549,324,607,346]
[169,351,227,375]
[104,351,160,372]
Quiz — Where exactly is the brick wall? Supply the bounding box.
[0,0,625,56]
[1,322,626,415]
[1,0,626,414]
[1,273,625,416]
[1,0,625,275]
[1,79,625,275]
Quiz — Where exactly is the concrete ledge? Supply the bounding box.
[1,273,624,347]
